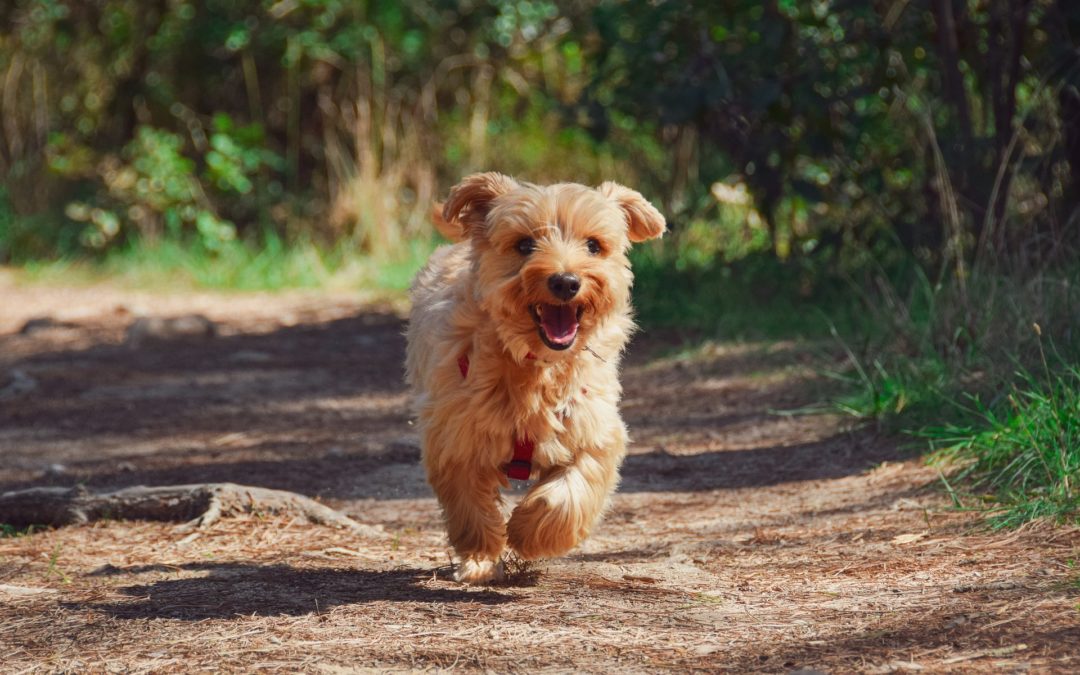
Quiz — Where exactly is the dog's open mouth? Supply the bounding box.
[531,303,584,351]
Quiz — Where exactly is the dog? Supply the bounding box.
[405,172,665,583]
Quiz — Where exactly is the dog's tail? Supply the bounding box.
[432,202,465,242]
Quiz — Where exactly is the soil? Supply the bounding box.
[1,272,1078,673]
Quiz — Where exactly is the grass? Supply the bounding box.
[630,244,864,341]
[17,232,435,294]
[17,222,857,342]
[827,333,951,429]
[1,524,35,538]
[826,265,1080,528]
[46,543,72,584]
[920,351,1080,529]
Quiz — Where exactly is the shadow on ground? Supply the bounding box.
[0,309,904,502]
[1,312,408,439]
[68,562,515,620]
[0,430,908,501]
[620,435,906,493]
[724,583,1080,672]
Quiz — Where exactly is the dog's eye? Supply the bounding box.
[516,238,536,256]
[586,238,603,256]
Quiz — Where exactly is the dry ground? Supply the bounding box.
[1,273,1078,673]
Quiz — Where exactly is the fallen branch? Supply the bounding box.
[0,483,384,537]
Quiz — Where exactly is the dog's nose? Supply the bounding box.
[547,273,581,301]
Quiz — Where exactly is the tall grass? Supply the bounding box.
[318,58,439,257]
[922,347,1080,528]
[830,263,1080,526]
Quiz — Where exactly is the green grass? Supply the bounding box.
[921,356,1080,529]
[0,524,36,538]
[18,232,435,294]
[834,355,1080,529]
[807,260,1080,529]
[630,244,864,341]
[828,348,951,429]
[45,543,72,584]
[831,319,1079,529]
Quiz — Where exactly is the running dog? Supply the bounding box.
[405,172,665,583]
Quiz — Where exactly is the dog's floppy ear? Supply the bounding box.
[597,181,666,243]
[430,203,462,241]
[441,172,519,240]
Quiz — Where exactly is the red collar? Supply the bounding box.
[457,352,535,481]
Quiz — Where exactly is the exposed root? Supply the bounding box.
[0,483,384,537]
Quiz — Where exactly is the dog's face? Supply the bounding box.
[441,173,665,357]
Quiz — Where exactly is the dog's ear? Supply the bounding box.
[597,182,666,243]
[430,202,462,241]
[441,172,519,240]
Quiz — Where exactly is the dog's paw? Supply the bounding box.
[454,557,505,585]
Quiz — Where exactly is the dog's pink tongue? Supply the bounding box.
[541,304,578,344]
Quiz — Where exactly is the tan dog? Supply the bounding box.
[405,173,665,583]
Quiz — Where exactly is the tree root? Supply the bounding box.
[0,483,384,537]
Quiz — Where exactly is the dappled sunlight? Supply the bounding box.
[2,0,1079,669]
[1,286,1078,671]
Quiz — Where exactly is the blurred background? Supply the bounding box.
[1,0,1076,287]
[1,2,1078,518]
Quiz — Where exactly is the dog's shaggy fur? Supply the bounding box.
[405,173,665,583]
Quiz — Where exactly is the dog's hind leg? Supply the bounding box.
[505,442,623,560]
[427,464,507,583]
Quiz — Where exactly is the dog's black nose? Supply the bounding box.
[548,273,581,301]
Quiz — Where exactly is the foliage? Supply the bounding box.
[1,1,1076,268]
[0,0,629,259]
[830,349,950,428]
[587,0,1080,266]
[631,246,859,341]
[923,355,1080,528]
[60,125,245,252]
[0,523,35,538]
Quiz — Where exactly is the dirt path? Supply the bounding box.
[1,276,1078,673]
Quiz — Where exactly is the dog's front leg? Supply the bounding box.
[427,462,507,583]
[506,441,623,560]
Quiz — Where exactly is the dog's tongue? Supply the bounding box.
[540,303,578,344]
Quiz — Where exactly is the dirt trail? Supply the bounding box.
[1,277,1077,673]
